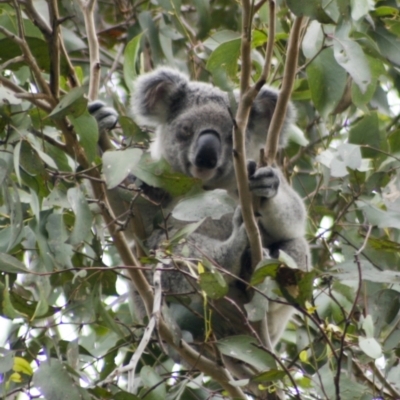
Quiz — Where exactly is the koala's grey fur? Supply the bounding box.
[90,67,310,349]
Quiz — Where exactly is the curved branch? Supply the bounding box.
[0,76,53,112]
[264,16,304,165]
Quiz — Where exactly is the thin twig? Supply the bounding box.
[259,0,275,85]
[48,0,61,99]
[334,244,365,400]
[0,76,53,112]
[369,361,400,398]
[254,0,268,13]
[3,4,54,103]
[264,16,304,165]
[126,264,163,393]
[0,55,24,70]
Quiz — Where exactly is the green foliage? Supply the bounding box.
[1,0,400,399]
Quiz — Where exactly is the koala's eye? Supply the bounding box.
[176,124,192,141]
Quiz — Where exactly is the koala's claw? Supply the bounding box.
[249,166,280,199]
[88,101,118,131]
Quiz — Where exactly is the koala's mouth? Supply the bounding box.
[189,165,218,182]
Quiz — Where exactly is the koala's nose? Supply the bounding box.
[194,130,221,169]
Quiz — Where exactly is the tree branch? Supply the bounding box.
[22,0,79,88]
[77,0,101,100]
[264,16,304,165]
[23,0,52,35]
[259,0,275,86]
[48,0,61,99]
[233,0,263,270]
[5,2,55,103]
[232,0,280,353]
[0,76,53,112]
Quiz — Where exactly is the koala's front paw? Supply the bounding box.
[88,101,118,131]
[248,165,280,199]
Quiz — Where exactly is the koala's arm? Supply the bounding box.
[249,165,305,242]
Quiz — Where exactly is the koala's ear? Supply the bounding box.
[248,87,296,148]
[132,67,189,126]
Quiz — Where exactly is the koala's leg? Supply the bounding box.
[188,206,248,280]
[266,302,296,347]
[269,236,311,271]
[262,237,311,348]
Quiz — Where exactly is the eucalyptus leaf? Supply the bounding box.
[358,337,382,359]
[203,30,240,51]
[302,21,324,59]
[333,260,400,283]
[333,38,371,94]
[0,350,13,374]
[287,0,335,23]
[172,189,236,221]
[250,259,281,286]
[199,269,228,299]
[217,335,276,370]
[0,253,29,273]
[206,38,241,80]
[306,48,347,117]
[71,111,99,165]
[102,148,142,189]
[252,369,286,383]
[170,219,205,243]
[67,187,93,246]
[124,33,143,92]
[134,154,201,197]
[33,359,86,400]
[139,366,166,400]
[49,86,87,119]
[2,182,23,251]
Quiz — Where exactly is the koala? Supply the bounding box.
[129,67,310,344]
[89,67,310,347]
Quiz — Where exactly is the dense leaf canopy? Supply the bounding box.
[1,0,400,399]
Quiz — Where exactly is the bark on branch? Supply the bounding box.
[264,16,304,165]
[77,0,101,100]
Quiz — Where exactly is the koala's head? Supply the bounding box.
[132,68,294,191]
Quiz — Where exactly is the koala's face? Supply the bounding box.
[157,100,235,190]
[132,69,238,191]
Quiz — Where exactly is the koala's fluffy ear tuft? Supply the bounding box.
[248,86,296,148]
[132,67,189,126]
